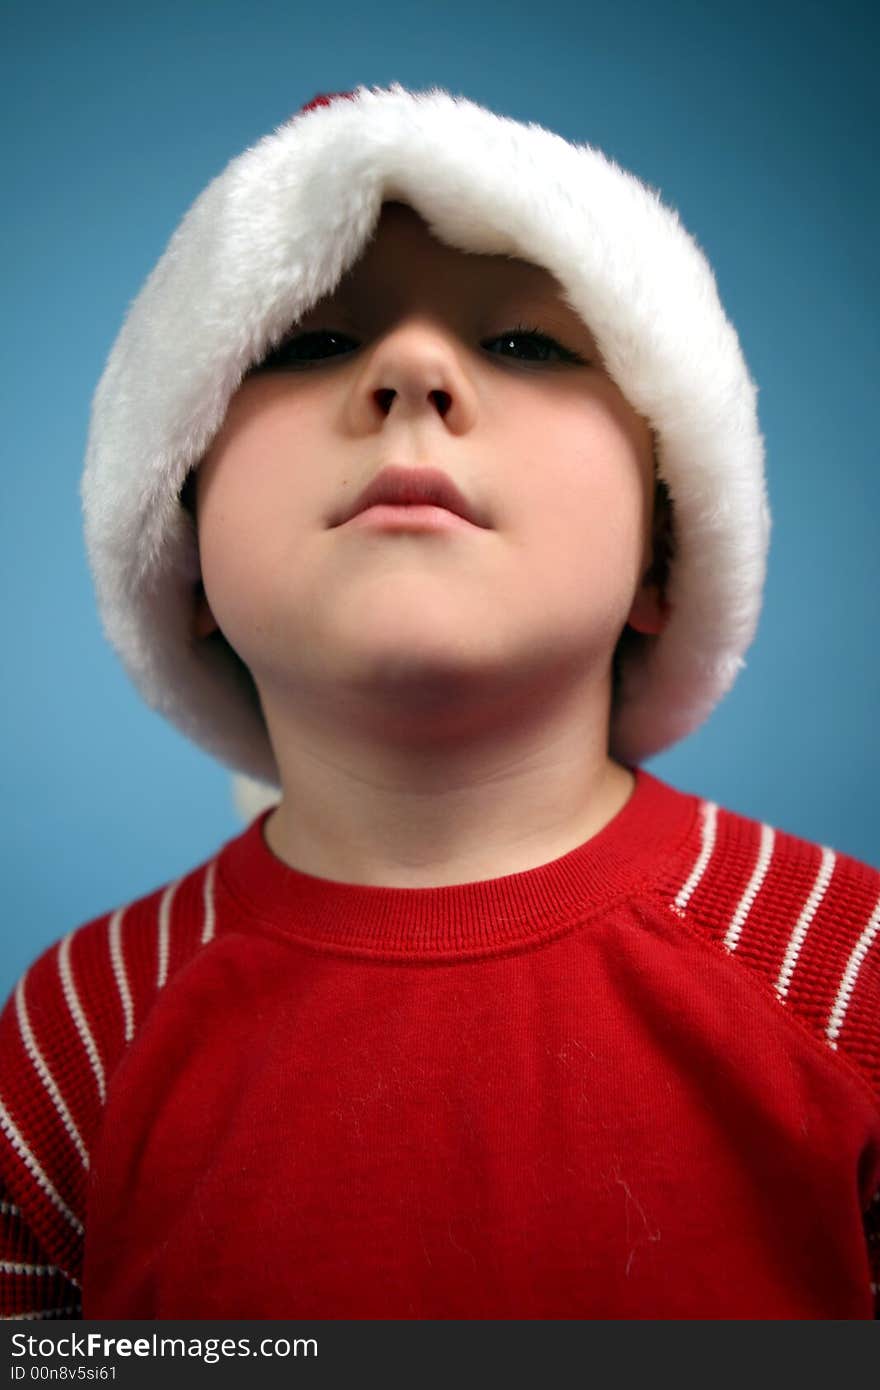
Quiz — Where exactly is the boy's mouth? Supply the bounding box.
[337,503,483,534]
[330,464,488,529]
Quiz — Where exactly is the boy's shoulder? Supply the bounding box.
[1,838,228,1139]
[0,834,229,1289]
[0,841,227,1288]
[651,779,880,1101]
[662,781,879,928]
[4,840,224,1041]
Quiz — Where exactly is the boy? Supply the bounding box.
[1,85,878,1320]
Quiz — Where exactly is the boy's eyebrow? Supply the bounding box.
[288,291,356,329]
[300,282,351,312]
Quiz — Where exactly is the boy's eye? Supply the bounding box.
[248,324,587,373]
[250,330,358,372]
[481,325,587,366]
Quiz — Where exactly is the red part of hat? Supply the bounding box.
[298,90,358,114]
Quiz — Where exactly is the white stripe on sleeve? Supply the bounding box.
[724,823,775,953]
[57,934,105,1106]
[825,886,880,1051]
[108,908,135,1043]
[775,846,836,1002]
[14,977,89,1170]
[0,1099,83,1235]
[674,801,718,914]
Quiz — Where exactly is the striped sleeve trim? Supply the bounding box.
[157,877,184,989]
[108,907,135,1044]
[58,932,105,1106]
[15,975,88,1170]
[0,1100,83,1237]
[827,890,880,1052]
[201,859,217,944]
[664,801,880,1091]
[1,1185,82,1320]
[775,846,837,1002]
[673,801,718,913]
[724,821,775,953]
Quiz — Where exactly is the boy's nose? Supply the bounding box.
[343,320,479,437]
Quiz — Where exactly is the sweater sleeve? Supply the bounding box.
[0,1185,82,1320]
[0,926,104,1321]
[0,859,218,1321]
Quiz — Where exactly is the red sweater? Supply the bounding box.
[2,769,879,1320]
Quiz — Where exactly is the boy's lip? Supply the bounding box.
[329,464,489,529]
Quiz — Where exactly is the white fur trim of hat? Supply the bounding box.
[81,83,770,810]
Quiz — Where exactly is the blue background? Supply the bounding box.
[2,0,877,998]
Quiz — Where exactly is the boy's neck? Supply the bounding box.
[260,674,634,889]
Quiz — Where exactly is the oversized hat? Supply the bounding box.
[80,83,770,793]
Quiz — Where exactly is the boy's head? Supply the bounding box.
[179,199,672,744]
[81,84,767,788]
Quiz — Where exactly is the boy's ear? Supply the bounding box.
[192,580,219,640]
[625,575,669,637]
[626,468,674,636]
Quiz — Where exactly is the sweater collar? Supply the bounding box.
[215,767,697,961]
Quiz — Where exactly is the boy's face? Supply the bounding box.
[191,201,665,733]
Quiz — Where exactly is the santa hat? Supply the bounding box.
[80,83,770,806]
